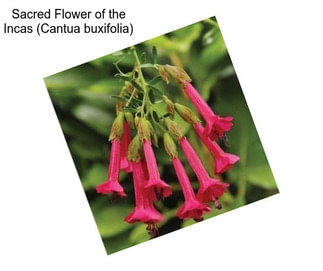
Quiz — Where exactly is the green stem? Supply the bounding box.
[131,46,151,117]
[150,111,166,133]
[125,87,137,107]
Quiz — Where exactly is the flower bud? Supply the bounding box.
[147,121,158,147]
[163,132,178,159]
[135,116,140,128]
[175,103,200,124]
[127,135,142,162]
[115,101,125,115]
[125,112,134,128]
[165,118,184,141]
[164,64,191,85]
[137,118,151,142]
[109,112,125,141]
[163,96,175,119]
[125,81,135,95]
[157,65,170,84]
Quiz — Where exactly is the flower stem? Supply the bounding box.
[131,47,151,117]
[125,87,137,107]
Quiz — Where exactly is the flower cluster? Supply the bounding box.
[96,48,239,237]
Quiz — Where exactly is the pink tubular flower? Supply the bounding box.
[184,81,233,140]
[179,137,229,205]
[172,157,211,221]
[124,161,163,224]
[142,140,172,199]
[194,123,239,174]
[96,138,127,197]
[120,122,133,173]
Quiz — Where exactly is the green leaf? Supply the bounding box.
[115,73,132,81]
[148,85,164,96]
[148,89,155,103]
[140,52,146,63]
[122,107,137,113]
[130,80,145,93]
[152,46,158,64]
[149,75,163,85]
[110,95,128,102]
[161,112,171,119]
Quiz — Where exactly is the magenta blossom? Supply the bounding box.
[194,123,239,174]
[179,137,229,205]
[125,161,163,224]
[142,140,172,199]
[96,138,127,197]
[172,157,211,221]
[120,122,133,173]
[184,81,233,140]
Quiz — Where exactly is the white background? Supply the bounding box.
[1,0,323,270]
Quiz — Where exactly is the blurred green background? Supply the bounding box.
[44,17,278,254]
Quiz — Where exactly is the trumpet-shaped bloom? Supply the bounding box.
[172,157,211,220]
[120,122,133,173]
[125,161,163,224]
[96,138,127,197]
[194,123,239,174]
[184,81,233,140]
[179,137,229,204]
[142,140,172,199]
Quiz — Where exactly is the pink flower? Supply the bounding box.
[197,179,229,205]
[184,81,233,140]
[125,161,163,224]
[120,122,133,173]
[96,138,127,197]
[142,140,172,199]
[172,157,211,221]
[179,137,229,205]
[194,123,239,174]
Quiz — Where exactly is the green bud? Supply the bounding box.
[164,64,191,85]
[115,101,125,115]
[125,112,134,128]
[127,135,142,162]
[125,81,135,94]
[165,117,184,141]
[147,121,158,147]
[135,116,140,128]
[175,103,200,124]
[157,65,170,84]
[109,112,125,141]
[137,118,151,142]
[163,132,178,159]
[163,96,175,119]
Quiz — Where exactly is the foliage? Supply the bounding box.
[44,17,278,254]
